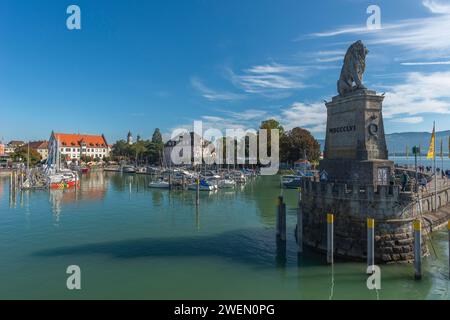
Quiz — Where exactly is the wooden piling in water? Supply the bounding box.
[327,213,334,264]
[297,188,303,253]
[280,199,286,241]
[276,196,286,241]
[414,219,422,280]
[196,178,200,206]
[367,218,375,274]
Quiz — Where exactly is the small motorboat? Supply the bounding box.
[122,165,136,173]
[188,179,215,191]
[281,175,302,189]
[218,179,236,189]
[148,179,170,189]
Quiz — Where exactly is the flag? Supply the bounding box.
[427,123,435,159]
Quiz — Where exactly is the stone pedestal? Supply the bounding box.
[320,89,394,186]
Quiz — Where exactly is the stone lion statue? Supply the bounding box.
[337,40,369,96]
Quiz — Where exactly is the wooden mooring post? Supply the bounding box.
[327,213,334,264]
[414,219,422,280]
[276,196,286,241]
[196,178,200,206]
[297,188,303,253]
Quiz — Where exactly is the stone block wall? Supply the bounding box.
[301,179,429,263]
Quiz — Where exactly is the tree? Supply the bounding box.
[152,128,163,145]
[131,140,147,164]
[259,119,284,158]
[112,140,132,158]
[260,119,284,134]
[151,128,164,165]
[280,127,320,163]
[12,146,42,165]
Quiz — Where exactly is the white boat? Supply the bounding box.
[187,180,215,191]
[148,180,170,189]
[122,165,136,173]
[218,179,236,189]
[205,177,220,189]
[233,172,247,184]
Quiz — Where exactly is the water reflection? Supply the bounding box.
[49,171,108,216]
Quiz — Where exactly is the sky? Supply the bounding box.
[1,0,450,143]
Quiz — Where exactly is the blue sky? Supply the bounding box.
[1,0,450,143]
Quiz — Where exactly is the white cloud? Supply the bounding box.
[423,0,450,14]
[201,115,225,122]
[280,102,327,132]
[227,63,307,96]
[224,109,269,121]
[315,56,342,63]
[389,116,424,124]
[401,61,450,66]
[380,71,450,117]
[308,26,369,38]
[307,1,450,56]
[190,77,245,101]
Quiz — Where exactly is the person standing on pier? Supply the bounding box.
[401,171,410,191]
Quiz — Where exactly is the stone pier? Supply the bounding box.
[301,178,450,263]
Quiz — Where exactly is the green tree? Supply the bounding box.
[12,146,42,166]
[112,140,132,158]
[259,119,284,158]
[260,119,284,134]
[152,128,163,145]
[280,127,320,163]
[131,140,147,165]
[150,128,164,165]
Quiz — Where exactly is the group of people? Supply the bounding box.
[417,165,449,177]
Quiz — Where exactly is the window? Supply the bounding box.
[66,148,71,152]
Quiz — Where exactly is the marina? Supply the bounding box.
[0,170,449,299]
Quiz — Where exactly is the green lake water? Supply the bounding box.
[0,172,448,299]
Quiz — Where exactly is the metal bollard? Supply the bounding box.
[414,219,422,280]
[367,218,375,274]
[327,213,334,264]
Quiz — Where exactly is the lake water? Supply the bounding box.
[391,156,450,171]
[0,172,448,300]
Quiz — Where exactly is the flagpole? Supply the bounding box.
[441,138,444,182]
[434,121,437,211]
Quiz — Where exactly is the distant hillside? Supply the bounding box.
[315,130,450,155]
[386,130,450,155]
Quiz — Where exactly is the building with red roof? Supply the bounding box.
[48,132,110,161]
